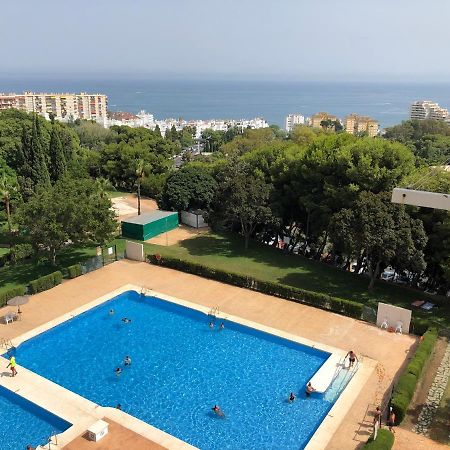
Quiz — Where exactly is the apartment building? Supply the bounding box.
[345,114,379,137]
[410,100,449,121]
[0,92,108,125]
[285,113,305,131]
[310,112,339,128]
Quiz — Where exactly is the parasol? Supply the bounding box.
[7,295,30,314]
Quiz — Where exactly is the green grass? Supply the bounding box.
[135,232,449,329]
[107,190,130,198]
[0,247,10,256]
[0,245,98,294]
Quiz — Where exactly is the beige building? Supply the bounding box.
[0,91,108,125]
[345,114,379,137]
[310,111,339,129]
[410,100,449,121]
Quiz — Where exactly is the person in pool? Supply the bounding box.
[305,382,316,397]
[288,392,296,403]
[219,322,225,330]
[124,356,132,366]
[109,309,115,315]
[115,367,122,376]
[121,318,132,323]
[209,321,214,329]
[212,405,225,417]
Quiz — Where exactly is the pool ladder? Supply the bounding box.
[140,286,151,296]
[208,305,220,318]
[0,337,14,350]
[45,430,59,449]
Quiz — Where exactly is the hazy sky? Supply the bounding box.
[2,0,450,81]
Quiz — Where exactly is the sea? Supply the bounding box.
[2,78,450,128]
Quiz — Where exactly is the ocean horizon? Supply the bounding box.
[2,78,450,128]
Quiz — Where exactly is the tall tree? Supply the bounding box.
[0,162,20,233]
[49,125,67,182]
[30,114,50,188]
[135,158,149,215]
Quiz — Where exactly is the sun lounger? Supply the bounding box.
[421,302,435,311]
[3,312,18,325]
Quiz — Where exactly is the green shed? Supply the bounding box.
[121,211,179,241]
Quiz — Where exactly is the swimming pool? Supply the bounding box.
[11,290,341,449]
[0,385,71,450]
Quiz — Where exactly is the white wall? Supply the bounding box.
[376,302,412,334]
[181,211,208,228]
[125,240,145,261]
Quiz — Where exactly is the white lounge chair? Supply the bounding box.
[395,321,403,334]
[3,312,18,325]
[380,317,389,329]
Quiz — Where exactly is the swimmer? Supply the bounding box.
[212,405,225,417]
[345,350,358,368]
[115,367,122,376]
[209,322,214,329]
[219,322,225,330]
[109,309,115,315]
[289,392,296,403]
[122,318,132,323]
[124,356,132,366]
[116,403,122,410]
[305,382,316,397]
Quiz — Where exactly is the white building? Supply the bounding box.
[410,101,449,121]
[285,113,305,132]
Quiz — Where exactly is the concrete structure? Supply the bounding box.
[391,188,450,211]
[345,114,379,137]
[285,113,305,131]
[410,100,449,121]
[376,302,412,334]
[121,211,179,241]
[0,91,108,125]
[181,210,208,228]
[125,240,145,261]
[311,112,339,129]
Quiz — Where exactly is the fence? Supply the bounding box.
[80,245,124,275]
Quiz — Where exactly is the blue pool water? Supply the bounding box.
[0,385,71,450]
[11,291,337,449]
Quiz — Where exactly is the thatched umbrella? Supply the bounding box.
[7,295,30,314]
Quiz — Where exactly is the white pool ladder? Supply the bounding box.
[208,305,220,317]
[0,337,14,350]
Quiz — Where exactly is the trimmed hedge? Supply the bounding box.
[29,271,63,294]
[391,327,438,424]
[363,429,395,449]
[147,255,363,319]
[0,286,27,308]
[67,264,82,279]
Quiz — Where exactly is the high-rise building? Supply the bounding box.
[285,113,305,132]
[410,101,449,121]
[310,112,339,129]
[345,114,379,137]
[0,92,108,125]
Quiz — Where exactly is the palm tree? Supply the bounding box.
[94,177,114,199]
[135,159,147,215]
[0,173,13,233]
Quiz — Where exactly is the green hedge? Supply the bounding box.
[391,327,438,423]
[148,255,363,319]
[29,271,63,294]
[67,264,82,279]
[363,429,395,449]
[0,286,27,308]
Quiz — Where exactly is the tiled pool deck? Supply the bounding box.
[0,260,420,449]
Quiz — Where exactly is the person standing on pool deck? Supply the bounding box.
[7,355,17,377]
[388,407,396,433]
[345,350,358,368]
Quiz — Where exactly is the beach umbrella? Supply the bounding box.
[7,295,30,314]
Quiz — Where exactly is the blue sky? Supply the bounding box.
[2,0,450,81]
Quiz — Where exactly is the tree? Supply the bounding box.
[159,165,217,211]
[30,114,50,188]
[329,192,427,290]
[49,125,67,182]
[17,177,117,264]
[154,124,161,136]
[135,158,150,215]
[0,161,20,233]
[208,159,274,249]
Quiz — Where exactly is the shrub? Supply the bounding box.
[10,244,34,263]
[29,271,63,294]
[67,264,82,279]
[390,327,438,423]
[0,286,27,308]
[363,429,395,449]
[147,255,363,319]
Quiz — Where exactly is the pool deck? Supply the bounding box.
[0,259,431,449]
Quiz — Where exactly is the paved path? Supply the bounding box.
[0,260,422,449]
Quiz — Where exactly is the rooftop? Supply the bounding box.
[122,211,177,225]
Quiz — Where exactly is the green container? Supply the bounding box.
[121,211,179,241]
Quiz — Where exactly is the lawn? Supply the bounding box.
[107,189,130,199]
[0,247,10,256]
[136,232,449,329]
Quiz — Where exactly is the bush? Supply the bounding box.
[0,286,27,308]
[147,255,363,319]
[391,327,438,423]
[363,429,395,449]
[29,271,63,294]
[10,243,34,263]
[67,264,82,279]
